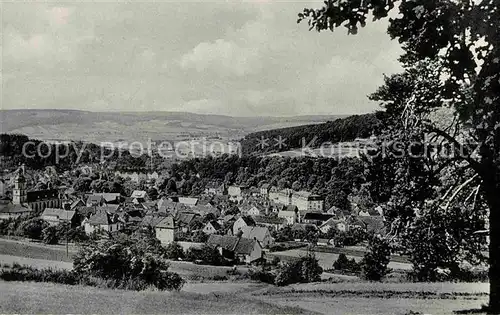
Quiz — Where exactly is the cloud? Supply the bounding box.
[180,39,260,76]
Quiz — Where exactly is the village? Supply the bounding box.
[0,163,385,267]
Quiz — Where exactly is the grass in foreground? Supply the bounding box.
[0,280,313,315]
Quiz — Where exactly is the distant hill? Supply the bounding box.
[0,109,346,144]
[240,113,383,155]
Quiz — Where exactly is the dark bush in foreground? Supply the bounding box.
[274,254,323,286]
[0,265,78,285]
[361,236,391,281]
[73,238,185,291]
[185,245,229,266]
[248,269,276,284]
[333,253,361,274]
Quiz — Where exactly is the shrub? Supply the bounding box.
[164,242,185,260]
[248,269,276,284]
[274,254,322,286]
[42,225,59,244]
[333,253,361,274]
[361,236,391,281]
[16,218,48,240]
[73,238,185,291]
[185,245,227,266]
[0,266,79,285]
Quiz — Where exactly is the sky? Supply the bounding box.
[1,1,404,117]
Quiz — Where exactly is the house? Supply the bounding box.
[268,186,280,201]
[178,197,199,207]
[205,182,226,195]
[67,199,85,210]
[206,234,263,264]
[94,193,121,204]
[260,183,270,197]
[232,216,255,235]
[228,185,246,202]
[41,208,77,226]
[83,211,123,234]
[202,220,222,235]
[240,225,273,248]
[252,215,287,231]
[191,204,220,217]
[175,211,201,233]
[291,191,324,212]
[247,204,265,216]
[302,212,335,225]
[155,216,177,245]
[278,205,299,225]
[316,238,331,246]
[319,217,347,234]
[86,195,106,207]
[131,190,147,204]
[277,188,293,205]
[0,202,32,220]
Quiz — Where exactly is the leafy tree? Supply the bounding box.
[274,254,323,286]
[361,236,391,281]
[164,242,185,260]
[42,225,59,244]
[299,1,500,310]
[17,218,48,240]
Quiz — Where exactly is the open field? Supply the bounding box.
[0,281,312,315]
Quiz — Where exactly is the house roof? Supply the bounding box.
[207,234,257,255]
[302,212,335,222]
[131,190,147,199]
[237,216,255,226]
[41,208,75,220]
[0,203,31,214]
[140,214,166,227]
[94,193,121,203]
[240,226,269,243]
[26,189,59,203]
[205,220,221,230]
[87,195,105,204]
[261,183,270,190]
[278,210,296,218]
[233,237,257,255]
[88,211,113,225]
[252,215,287,225]
[70,199,85,209]
[156,216,175,229]
[178,197,198,206]
[176,211,201,226]
[285,205,299,212]
[320,218,345,229]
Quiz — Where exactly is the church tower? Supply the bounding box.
[12,164,27,205]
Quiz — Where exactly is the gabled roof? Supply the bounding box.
[140,214,165,227]
[41,208,75,220]
[96,205,120,213]
[176,211,201,226]
[70,199,85,209]
[261,183,270,190]
[320,217,346,229]
[156,216,175,229]
[240,226,270,243]
[285,205,299,212]
[88,211,113,225]
[233,237,258,255]
[207,234,258,255]
[236,216,255,226]
[205,220,221,231]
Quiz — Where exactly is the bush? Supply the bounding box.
[73,238,185,291]
[274,254,322,286]
[361,236,391,281]
[0,265,79,285]
[42,225,59,244]
[248,269,276,284]
[333,253,361,274]
[164,242,185,260]
[16,218,48,240]
[185,245,227,266]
